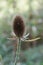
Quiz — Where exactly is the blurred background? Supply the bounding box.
[0,0,43,65]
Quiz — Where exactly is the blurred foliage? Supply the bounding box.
[24,46,43,65]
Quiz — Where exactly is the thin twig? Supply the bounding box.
[22,37,40,42]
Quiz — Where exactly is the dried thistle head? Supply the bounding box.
[13,15,25,38]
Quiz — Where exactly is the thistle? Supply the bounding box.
[13,15,25,38]
[7,15,40,65]
[13,15,25,65]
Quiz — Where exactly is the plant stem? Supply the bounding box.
[14,38,21,65]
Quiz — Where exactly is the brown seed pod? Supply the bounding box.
[13,15,25,38]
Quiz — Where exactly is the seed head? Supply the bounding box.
[13,15,25,38]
